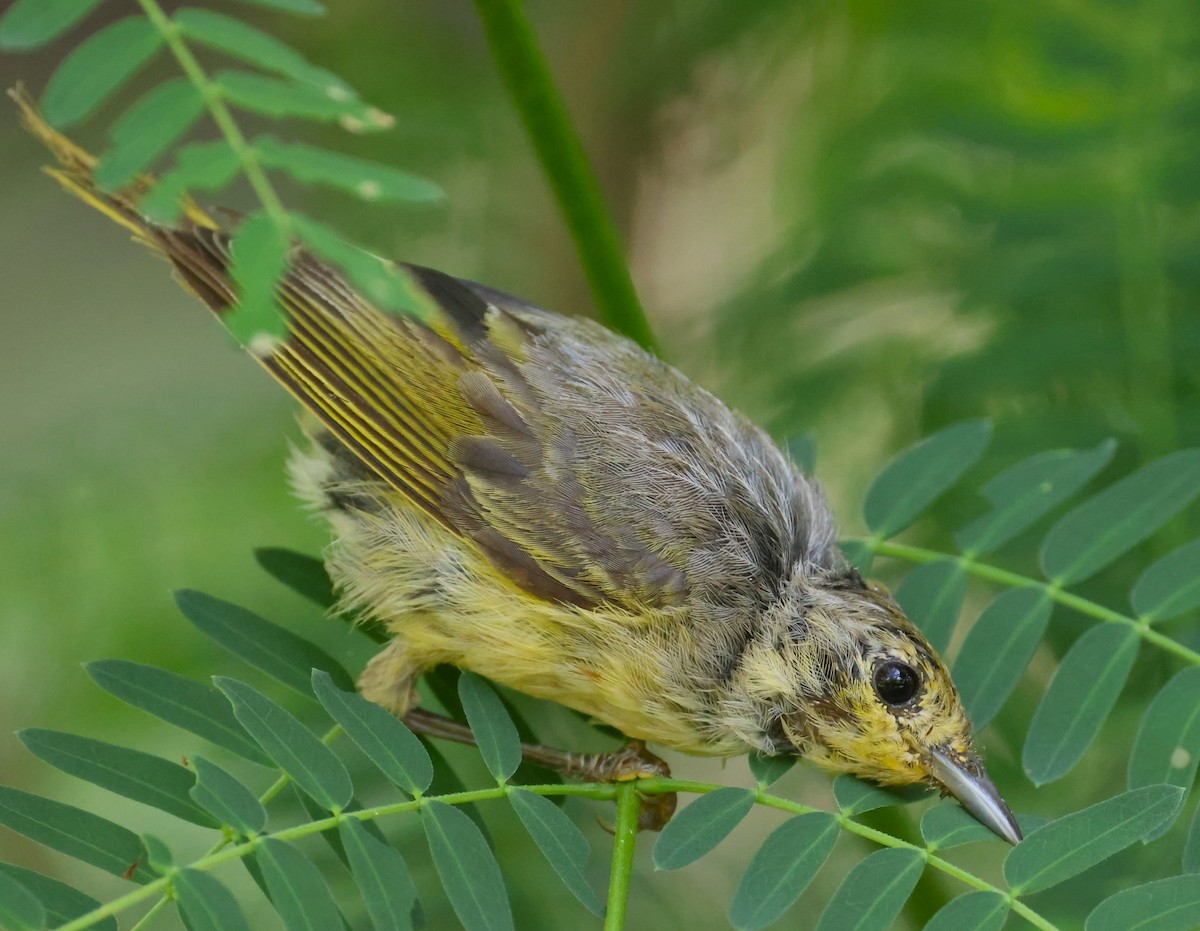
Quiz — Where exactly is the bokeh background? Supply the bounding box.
[1,1,1198,928]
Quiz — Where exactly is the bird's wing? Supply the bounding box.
[436,279,844,615]
[158,225,845,614]
[18,87,841,614]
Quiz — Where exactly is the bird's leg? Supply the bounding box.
[359,642,676,828]
[403,707,677,830]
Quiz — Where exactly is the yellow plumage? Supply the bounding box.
[13,86,1022,843]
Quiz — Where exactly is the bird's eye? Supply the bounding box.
[873,661,920,706]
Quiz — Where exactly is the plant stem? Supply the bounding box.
[863,539,1200,666]
[133,0,291,232]
[469,0,660,354]
[56,774,1061,931]
[604,782,642,931]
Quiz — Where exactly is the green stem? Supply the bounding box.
[55,775,1059,931]
[863,539,1200,666]
[133,0,291,232]
[604,782,642,931]
[125,898,170,931]
[102,727,341,931]
[469,0,660,354]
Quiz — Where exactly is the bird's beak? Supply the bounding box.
[929,749,1022,845]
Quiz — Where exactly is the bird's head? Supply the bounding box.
[732,568,1021,844]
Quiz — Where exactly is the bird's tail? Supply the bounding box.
[11,84,492,528]
[9,85,220,243]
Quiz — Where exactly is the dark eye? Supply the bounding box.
[873,662,920,706]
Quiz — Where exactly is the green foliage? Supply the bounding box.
[0,427,1196,928]
[1023,624,1141,784]
[952,588,1052,728]
[312,670,434,796]
[0,0,447,350]
[863,419,993,539]
[1004,785,1184,894]
[893,558,967,654]
[653,788,756,870]
[177,588,354,695]
[507,789,603,916]
[175,868,253,931]
[727,812,839,930]
[2,2,1199,929]
[814,847,925,931]
[338,818,419,931]
[421,800,514,931]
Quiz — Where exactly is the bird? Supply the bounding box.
[13,87,1021,845]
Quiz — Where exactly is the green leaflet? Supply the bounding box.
[1040,449,1200,585]
[785,431,816,474]
[1004,784,1184,894]
[1185,804,1200,874]
[176,589,355,696]
[893,558,967,655]
[229,0,327,15]
[955,440,1115,555]
[458,673,522,783]
[189,756,267,836]
[508,789,603,916]
[256,137,444,204]
[227,212,291,345]
[18,728,215,827]
[923,891,1008,931]
[141,834,173,872]
[292,215,438,319]
[42,17,162,128]
[175,869,253,931]
[216,70,390,131]
[175,8,350,93]
[0,0,106,51]
[312,670,433,795]
[1131,538,1200,623]
[141,142,242,224]
[814,847,924,931]
[214,677,353,812]
[728,812,839,931]
[863,420,992,539]
[653,787,757,870]
[94,79,206,190]
[0,863,114,931]
[1085,875,1200,931]
[340,819,419,931]
[256,837,345,931]
[0,786,157,883]
[832,774,931,815]
[85,659,270,766]
[1127,667,1200,840]
[0,869,45,931]
[748,753,795,788]
[921,802,1046,851]
[421,800,514,931]
[254,547,337,609]
[953,588,1053,729]
[1022,623,1139,785]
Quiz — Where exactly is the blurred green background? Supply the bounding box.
[1,1,1198,928]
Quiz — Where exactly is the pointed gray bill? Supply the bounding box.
[930,749,1023,845]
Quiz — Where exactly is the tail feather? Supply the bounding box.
[11,83,486,532]
[9,85,218,240]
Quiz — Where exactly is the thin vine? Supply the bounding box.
[863,538,1200,666]
[133,0,291,231]
[51,774,1059,931]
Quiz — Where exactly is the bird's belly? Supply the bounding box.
[299,456,735,756]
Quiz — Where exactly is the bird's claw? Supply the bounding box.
[574,741,676,832]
